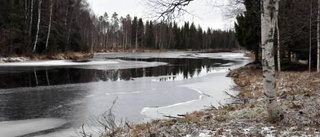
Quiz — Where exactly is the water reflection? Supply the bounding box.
[0,58,232,89]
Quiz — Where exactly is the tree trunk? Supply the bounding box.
[91,31,94,52]
[317,0,320,72]
[25,0,28,20]
[28,0,34,38]
[45,0,53,50]
[66,19,73,50]
[276,21,281,72]
[310,0,313,72]
[32,0,42,52]
[261,0,282,120]
[105,33,109,51]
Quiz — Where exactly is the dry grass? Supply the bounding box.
[229,67,320,100]
[228,67,320,125]
[23,51,93,60]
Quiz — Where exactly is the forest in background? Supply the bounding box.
[235,0,320,69]
[0,0,238,57]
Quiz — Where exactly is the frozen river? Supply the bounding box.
[0,52,250,136]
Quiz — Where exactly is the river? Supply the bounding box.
[0,52,250,137]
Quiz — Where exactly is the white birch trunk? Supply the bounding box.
[32,0,42,52]
[277,25,281,71]
[45,0,53,49]
[28,0,34,38]
[25,0,28,20]
[276,13,281,72]
[261,0,282,120]
[66,24,72,48]
[106,33,109,49]
[317,0,320,73]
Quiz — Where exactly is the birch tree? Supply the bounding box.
[33,0,42,52]
[25,0,28,20]
[261,0,283,120]
[28,0,34,39]
[45,0,54,50]
[276,16,281,72]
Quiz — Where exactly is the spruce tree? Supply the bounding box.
[235,0,261,63]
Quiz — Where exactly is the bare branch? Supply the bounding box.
[147,0,195,21]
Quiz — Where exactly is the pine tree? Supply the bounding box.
[131,16,138,49]
[137,18,144,48]
[144,21,155,48]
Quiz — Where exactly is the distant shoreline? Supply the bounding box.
[0,48,241,63]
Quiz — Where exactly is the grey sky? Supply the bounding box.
[86,0,235,30]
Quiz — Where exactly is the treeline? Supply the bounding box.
[0,0,238,56]
[235,0,320,68]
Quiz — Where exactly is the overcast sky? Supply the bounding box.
[86,0,235,30]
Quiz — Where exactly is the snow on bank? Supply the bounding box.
[0,118,67,137]
[0,57,29,63]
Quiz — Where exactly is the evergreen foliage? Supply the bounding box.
[0,0,238,56]
[235,0,261,62]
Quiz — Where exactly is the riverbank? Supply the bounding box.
[102,66,320,137]
[0,52,93,63]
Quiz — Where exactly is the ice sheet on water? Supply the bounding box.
[76,60,167,70]
[95,52,192,59]
[0,118,66,137]
[200,52,250,60]
[0,59,168,72]
[94,52,249,65]
[0,60,118,67]
[141,57,251,121]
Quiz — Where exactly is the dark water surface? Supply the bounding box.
[0,58,228,89]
